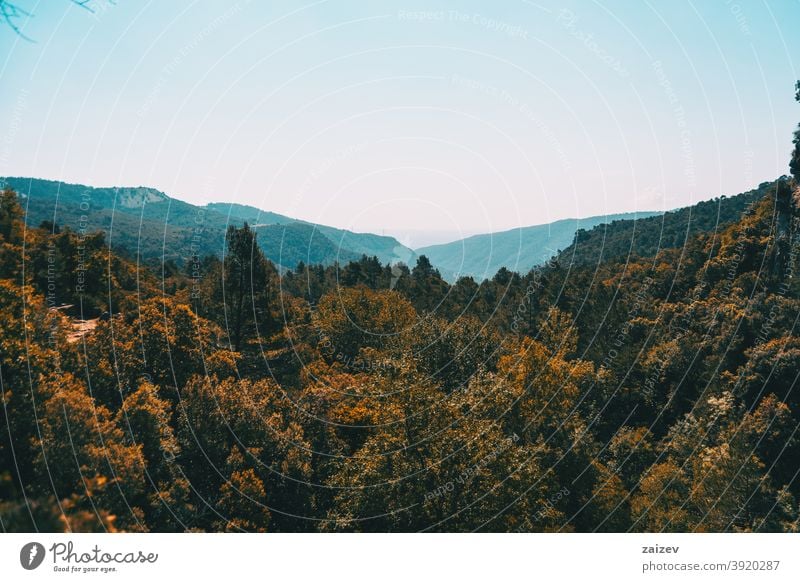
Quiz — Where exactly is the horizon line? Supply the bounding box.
[2,173,780,249]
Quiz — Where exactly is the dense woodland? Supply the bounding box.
[1,91,800,533]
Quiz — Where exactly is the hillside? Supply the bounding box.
[258,222,361,267]
[558,181,778,267]
[2,177,414,270]
[2,176,788,281]
[416,211,661,281]
[204,202,296,226]
[211,201,416,267]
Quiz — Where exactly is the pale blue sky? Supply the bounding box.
[1,0,798,246]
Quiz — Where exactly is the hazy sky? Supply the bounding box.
[1,0,799,247]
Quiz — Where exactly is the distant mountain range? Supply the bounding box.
[8,177,723,280]
[2,177,414,271]
[416,212,662,281]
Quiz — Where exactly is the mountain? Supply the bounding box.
[558,181,778,267]
[209,201,416,267]
[416,211,662,281]
[1,177,415,270]
[8,176,770,281]
[204,202,296,226]
[256,222,361,267]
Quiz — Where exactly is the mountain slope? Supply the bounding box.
[417,211,661,281]
[2,177,414,270]
[6,176,226,262]
[212,201,415,267]
[204,202,296,226]
[557,181,778,268]
[258,222,361,268]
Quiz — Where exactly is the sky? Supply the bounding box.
[0,0,799,247]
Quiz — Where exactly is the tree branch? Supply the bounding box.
[0,0,113,39]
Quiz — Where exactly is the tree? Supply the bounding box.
[81,295,238,407]
[631,392,796,532]
[791,80,800,182]
[398,255,449,313]
[0,188,24,279]
[400,314,499,392]
[220,223,274,352]
[0,188,23,242]
[323,365,559,532]
[313,286,417,361]
[176,376,312,531]
[117,381,193,531]
[32,373,148,531]
[0,280,77,530]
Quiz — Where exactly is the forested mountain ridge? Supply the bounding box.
[208,200,414,262]
[1,177,415,271]
[12,175,765,283]
[560,180,780,268]
[419,182,780,283]
[416,210,661,281]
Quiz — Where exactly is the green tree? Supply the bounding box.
[220,223,274,351]
[791,80,800,181]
